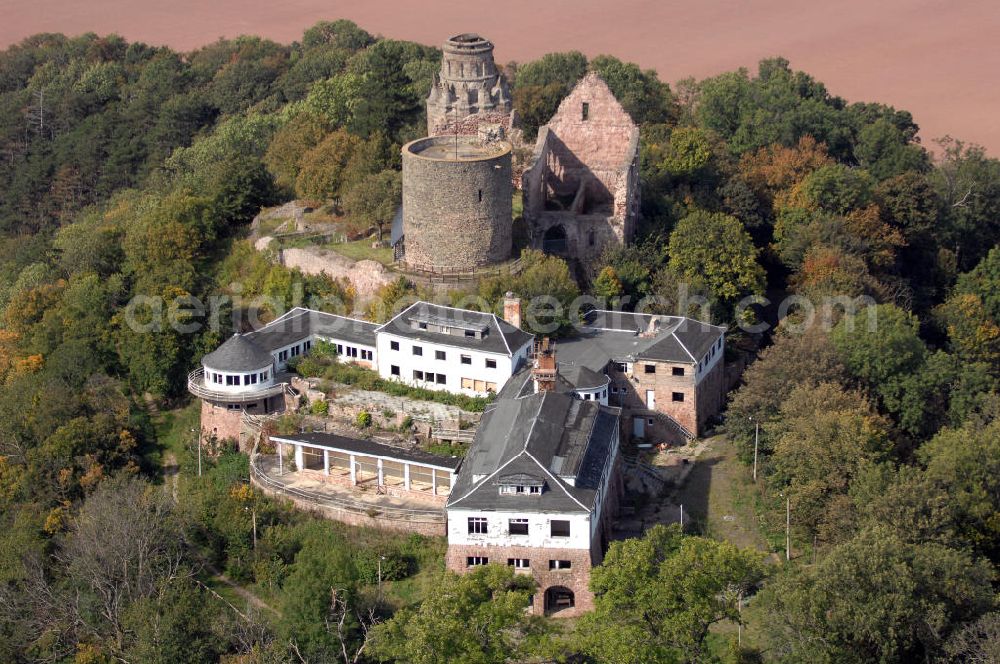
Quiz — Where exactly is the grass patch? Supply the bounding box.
[256,215,291,236]
[512,190,523,218]
[146,401,201,471]
[325,238,394,265]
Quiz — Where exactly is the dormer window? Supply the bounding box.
[497,473,545,496]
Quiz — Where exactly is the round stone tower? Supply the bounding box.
[400,136,512,271]
[426,33,513,137]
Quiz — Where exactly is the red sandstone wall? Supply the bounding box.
[445,543,595,616]
[545,72,637,171]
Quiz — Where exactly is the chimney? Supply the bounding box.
[503,291,522,330]
[639,316,661,338]
[532,338,557,393]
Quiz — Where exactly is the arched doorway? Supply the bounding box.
[544,586,575,614]
[542,224,568,255]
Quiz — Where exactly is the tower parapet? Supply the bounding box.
[427,33,514,137]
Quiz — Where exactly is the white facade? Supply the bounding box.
[201,364,275,395]
[447,508,592,550]
[375,332,531,397]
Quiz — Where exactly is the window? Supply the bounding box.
[390,365,400,377]
[485,358,497,369]
[581,101,589,121]
[304,340,312,350]
[390,340,399,351]
[278,350,288,362]
[672,366,685,376]
[424,372,436,383]
[436,373,447,385]
[461,354,472,365]
[248,373,258,385]
[672,392,685,402]
[467,556,489,567]
[588,230,595,246]
[412,345,423,356]
[290,345,300,357]
[478,189,483,202]
[549,559,572,570]
[550,520,570,537]
[413,370,424,381]
[435,350,446,361]
[465,330,476,338]
[509,518,529,535]
[485,381,497,392]
[614,362,627,373]
[226,375,237,386]
[260,370,268,381]
[461,377,474,390]
[508,558,530,568]
[468,517,488,534]
[644,364,656,374]
[335,344,343,354]
[227,403,242,411]
[361,349,373,361]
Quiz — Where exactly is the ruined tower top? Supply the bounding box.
[426,33,514,138]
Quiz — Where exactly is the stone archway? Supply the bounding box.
[542,224,568,255]
[544,586,576,614]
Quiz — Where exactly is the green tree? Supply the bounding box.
[757,528,995,663]
[592,266,623,299]
[295,129,362,200]
[341,169,401,241]
[667,209,765,307]
[582,525,764,664]
[369,564,536,664]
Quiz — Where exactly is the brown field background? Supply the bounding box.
[2,0,998,155]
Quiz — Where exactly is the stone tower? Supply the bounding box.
[400,136,513,271]
[426,33,514,138]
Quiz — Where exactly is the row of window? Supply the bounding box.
[467,517,570,537]
[389,341,498,368]
[277,341,308,363]
[332,343,373,361]
[466,557,572,570]
[460,377,498,393]
[499,485,543,496]
[208,370,269,386]
[578,389,607,401]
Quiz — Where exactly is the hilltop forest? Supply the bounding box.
[1,19,999,664]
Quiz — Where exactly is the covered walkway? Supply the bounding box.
[270,431,461,502]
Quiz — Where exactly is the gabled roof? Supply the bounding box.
[376,301,533,356]
[244,307,378,352]
[553,310,726,367]
[202,334,274,372]
[447,391,620,513]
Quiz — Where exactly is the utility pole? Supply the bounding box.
[679,504,684,529]
[750,417,759,481]
[252,507,257,550]
[785,495,791,561]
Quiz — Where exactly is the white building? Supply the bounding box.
[445,390,622,616]
[375,301,534,397]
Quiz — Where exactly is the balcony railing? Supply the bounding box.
[187,368,288,402]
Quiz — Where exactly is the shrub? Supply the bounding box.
[400,415,414,431]
[356,411,372,428]
[309,400,329,416]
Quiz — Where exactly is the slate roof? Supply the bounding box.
[552,310,725,367]
[244,308,378,352]
[376,301,534,356]
[271,431,463,470]
[202,334,275,372]
[447,391,620,513]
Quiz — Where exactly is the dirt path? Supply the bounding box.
[627,436,770,553]
[163,451,179,504]
[203,562,282,618]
